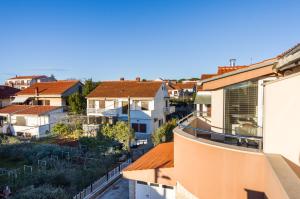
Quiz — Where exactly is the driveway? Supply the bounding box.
[97,178,129,199]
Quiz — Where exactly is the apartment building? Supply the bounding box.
[12,80,82,107]
[5,75,56,90]
[86,79,173,141]
[122,44,300,199]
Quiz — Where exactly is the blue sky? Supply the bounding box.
[0,0,299,83]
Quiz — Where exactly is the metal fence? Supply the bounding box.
[73,159,131,199]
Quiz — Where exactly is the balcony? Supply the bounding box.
[87,108,118,117]
[177,111,263,151]
[163,106,176,114]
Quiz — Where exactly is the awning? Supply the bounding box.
[194,94,211,104]
[11,96,30,104]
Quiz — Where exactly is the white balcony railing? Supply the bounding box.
[87,108,118,116]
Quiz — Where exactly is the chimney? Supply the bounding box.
[136,77,141,82]
[120,77,125,81]
[229,59,236,67]
[35,87,39,96]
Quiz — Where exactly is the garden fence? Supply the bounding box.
[73,158,131,199]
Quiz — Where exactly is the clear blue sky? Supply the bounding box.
[0,0,299,83]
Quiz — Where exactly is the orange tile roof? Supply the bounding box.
[0,105,61,115]
[167,83,196,90]
[0,86,20,99]
[87,81,163,98]
[200,74,218,80]
[9,75,48,80]
[217,66,248,75]
[124,142,174,171]
[16,80,80,96]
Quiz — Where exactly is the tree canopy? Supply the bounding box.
[152,119,177,146]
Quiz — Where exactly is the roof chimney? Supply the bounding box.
[120,77,125,81]
[136,77,141,82]
[229,59,236,67]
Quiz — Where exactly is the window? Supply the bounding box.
[131,123,147,133]
[122,101,128,114]
[141,101,149,111]
[88,100,95,108]
[133,100,140,110]
[114,100,118,108]
[44,100,50,106]
[99,100,105,109]
[224,80,259,136]
[159,119,163,127]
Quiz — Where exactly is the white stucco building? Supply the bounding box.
[86,79,174,141]
[5,75,56,90]
[0,105,66,138]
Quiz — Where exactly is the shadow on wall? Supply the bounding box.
[283,157,300,179]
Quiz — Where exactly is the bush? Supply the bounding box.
[152,119,177,146]
[12,184,69,199]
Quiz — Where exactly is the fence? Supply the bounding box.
[73,159,131,199]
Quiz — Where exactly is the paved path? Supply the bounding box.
[97,178,129,199]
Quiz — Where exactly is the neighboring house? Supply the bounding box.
[166,82,196,99]
[0,86,20,108]
[5,75,56,90]
[86,79,173,141]
[12,80,83,107]
[0,105,66,138]
[122,44,300,199]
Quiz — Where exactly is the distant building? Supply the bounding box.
[0,86,20,108]
[12,80,83,107]
[0,105,66,138]
[5,75,56,90]
[166,82,196,99]
[85,78,174,142]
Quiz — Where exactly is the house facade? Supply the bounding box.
[86,79,173,141]
[166,82,196,99]
[12,80,82,107]
[0,105,66,138]
[5,75,56,90]
[0,86,20,108]
[122,44,300,199]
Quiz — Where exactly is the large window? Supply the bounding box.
[224,80,259,136]
[132,123,147,133]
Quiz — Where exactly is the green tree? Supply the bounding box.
[101,121,134,150]
[68,92,85,114]
[152,119,177,146]
[83,79,99,97]
[52,123,83,139]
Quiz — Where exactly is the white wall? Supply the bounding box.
[263,73,300,166]
[211,89,224,133]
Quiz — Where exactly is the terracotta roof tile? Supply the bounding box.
[8,75,48,80]
[217,66,248,75]
[87,81,163,98]
[17,80,80,96]
[0,86,20,99]
[0,105,61,115]
[167,83,196,90]
[124,142,174,171]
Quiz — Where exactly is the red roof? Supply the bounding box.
[167,83,196,90]
[217,66,248,75]
[200,74,218,80]
[8,75,48,80]
[124,142,174,171]
[87,81,163,98]
[0,86,20,99]
[17,80,80,96]
[0,105,61,115]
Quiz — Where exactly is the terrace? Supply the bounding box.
[177,111,263,151]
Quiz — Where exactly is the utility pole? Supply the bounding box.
[127,96,131,153]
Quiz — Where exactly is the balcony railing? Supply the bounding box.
[87,108,118,116]
[177,111,263,151]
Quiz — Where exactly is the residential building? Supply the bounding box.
[0,86,20,108]
[0,105,66,138]
[12,80,83,107]
[5,75,56,90]
[122,44,300,199]
[86,79,173,141]
[166,82,196,99]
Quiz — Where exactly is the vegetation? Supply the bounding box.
[52,122,84,139]
[68,79,100,114]
[152,119,177,146]
[0,134,21,145]
[101,121,134,150]
[12,185,69,199]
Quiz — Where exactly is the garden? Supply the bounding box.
[0,121,132,199]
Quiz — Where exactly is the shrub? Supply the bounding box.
[152,119,177,146]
